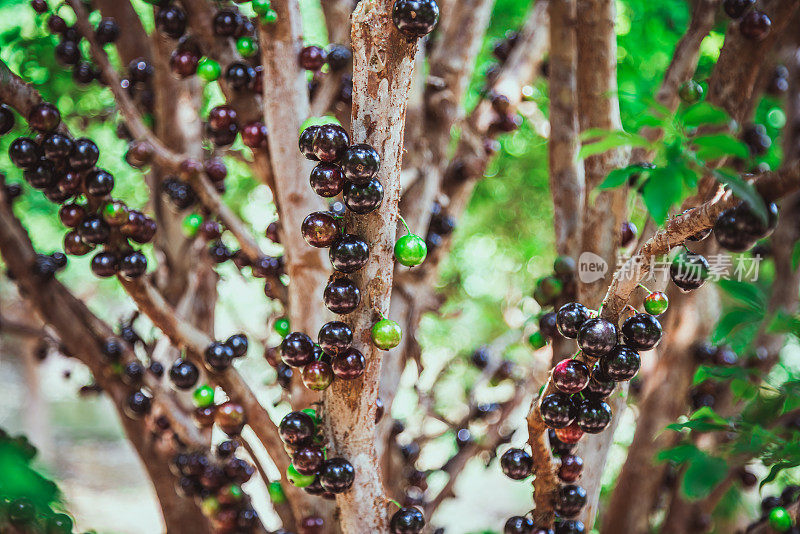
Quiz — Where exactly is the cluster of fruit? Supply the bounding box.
[279,409,355,496]
[4,102,153,279]
[750,485,800,533]
[169,442,261,532]
[723,0,772,40]
[0,429,75,533]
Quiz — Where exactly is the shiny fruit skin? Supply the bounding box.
[340,143,380,184]
[670,250,709,292]
[556,303,590,339]
[344,178,384,214]
[575,398,612,434]
[503,516,535,534]
[170,358,200,389]
[553,359,591,394]
[312,123,350,162]
[302,361,334,391]
[324,277,361,315]
[621,313,662,350]
[310,163,346,197]
[554,423,584,445]
[500,448,533,480]
[318,457,355,493]
[330,234,370,273]
[723,0,755,18]
[599,345,640,381]
[577,318,618,358]
[318,321,353,356]
[299,125,321,160]
[119,250,148,279]
[372,318,402,350]
[281,332,316,367]
[740,10,771,40]
[643,291,669,315]
[392,0,440,37]
[558,454,583,483]
[395,234,428,267]
[390,506,426,534]
[293,446,325,475]
[540,393,576,429]
[287,464,316,488]
[302,211,341,248]
[556,484,587,518]
[332,347,366,379]
[90,251,118,277]
[279,411,316,446]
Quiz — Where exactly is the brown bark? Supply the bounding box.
[93,0,151,65]
[321,2,418,532]
[0,182,212,534]
[548,0,585,258]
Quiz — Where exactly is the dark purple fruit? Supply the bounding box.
[279,411,315,445]
[156,5,187,39]
[343,178,384,214]
[556,303,590,339]
[79,215,110,244]
[599,345,640,381]
[318,458,355,493]
[332,347,366,379]
[584,365,616,398]
[330,234,370,273]
[85,169,115,197]
[281,332,316,367]
[213,10,240,37]
[0,104,14,134]
[293,446,325,475]
[310,163,346,197]
[670,250,709,292]
[621,313,662,350]
[539,312,559,340]
[327,44,352,71]
[28,102,60,132]
[312,123,350,162]
[503,516,535,534]
[55,40,81,65]
[577,318,618,357]
[723,0,755,18]
[299,125,321,161]
[555,519,585,534]
[299,45,327,70]
[42,133,73,161]
[23,160,56,189]
[392,0,440,38]
[340,144,380,184]
[318,321,353,356]
[205,341,234,371]
[556,484,587,518]
[170,358,200,389]
[540,393,576,429]
[558,454,583,483]
[90,251,118,277]
[225,333,248,358]
[390,506,425,534]
[324,277,361,314]
[119,250,147,279]
[740,10,771,40]
[500,448,532,480]
[575,398,612,434]
[302,211,341,248]
[125,390,152,418]
[69,137,99,170]
[225,62,256,90]
[9,137,40,168]
[553,359,590,394]
[95,17,120,44]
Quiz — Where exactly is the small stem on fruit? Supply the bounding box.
[624,304,638,315]
[637,283,652,293]
[399,215,411,235]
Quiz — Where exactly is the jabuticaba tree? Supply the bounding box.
[0,0,799,532]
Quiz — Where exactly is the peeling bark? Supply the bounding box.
[321,2,418,532]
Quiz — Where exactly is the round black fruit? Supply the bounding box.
[281,332,315,367]
[584,365,616,398]
[330,234,370,273]
[390,506,425,534]
[299,125,321,161]
[226,333,249,358]
[318,457,355,493]
[312,123,350,162]
[170,358,200,389]
[723,0,755,18]
[621,313,662,350]
[344,178,384,214]
[556,484,587,518]
[670,250,709,292]
[205,341,234,371]
[119,250,148,279]
[279,411,315,446]
[302,211,341,248]
[599,345,640,381]
[310,163,346,197]
[556,303,590,339]
[318,321,353,356]
[9,137,40,168]
[340,144,380,184]
[540,393,576,429]
[392,0,440,38]
[575,399,612,434]
[577,318,618,357]
[324,277,361,315]
[500,448,533,480]
[504,516,535,534]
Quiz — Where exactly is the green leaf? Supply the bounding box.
[713,168,768,223]
[682,452,729,500]
[579,129,650,159]
[717,279,766,311]
[692,134,750,160]
[657,443,701,464]
[641,166,682,223]
[761,461,800,489]
[666,407,730,433]
[793,241,800,270]
[767,312,800,338]
[681,103,731,129]
[693,365,753,386]
[712,307,763,343]
[598,163,653,190]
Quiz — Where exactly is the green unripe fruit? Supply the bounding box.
[372,319,402,350]
[260,9,278,24]
[644,291,669,315]
[679,80,704,104]
[769,507,793,532]
[287,464,316,488]
[193,384,215,408]
[301,407,321,426]
[102,200,128,226]
[236,37,257,58]
[394,234,427,267]
[252,0,272,15]
[197,57,221,82]
[268,481,286,504]
[182,213,203,237]
[274,317,290,337]
[528,331,546,349]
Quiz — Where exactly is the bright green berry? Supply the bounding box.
[182,213,203,237]
[528,331,546,349]
[679,80,704,104]
[394,234,427,267]
[251,0,272,15]
[236,36,257,58]
[372,319,402,350]
[268,481,286,504]
[260,9,278,24]
[197,57,221,82]
[769,507,793,532]
[102,200,128,226]
[274,317,290,337]
[192,384,215,408]
[286,464,315,488]
[644,291,669,315]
